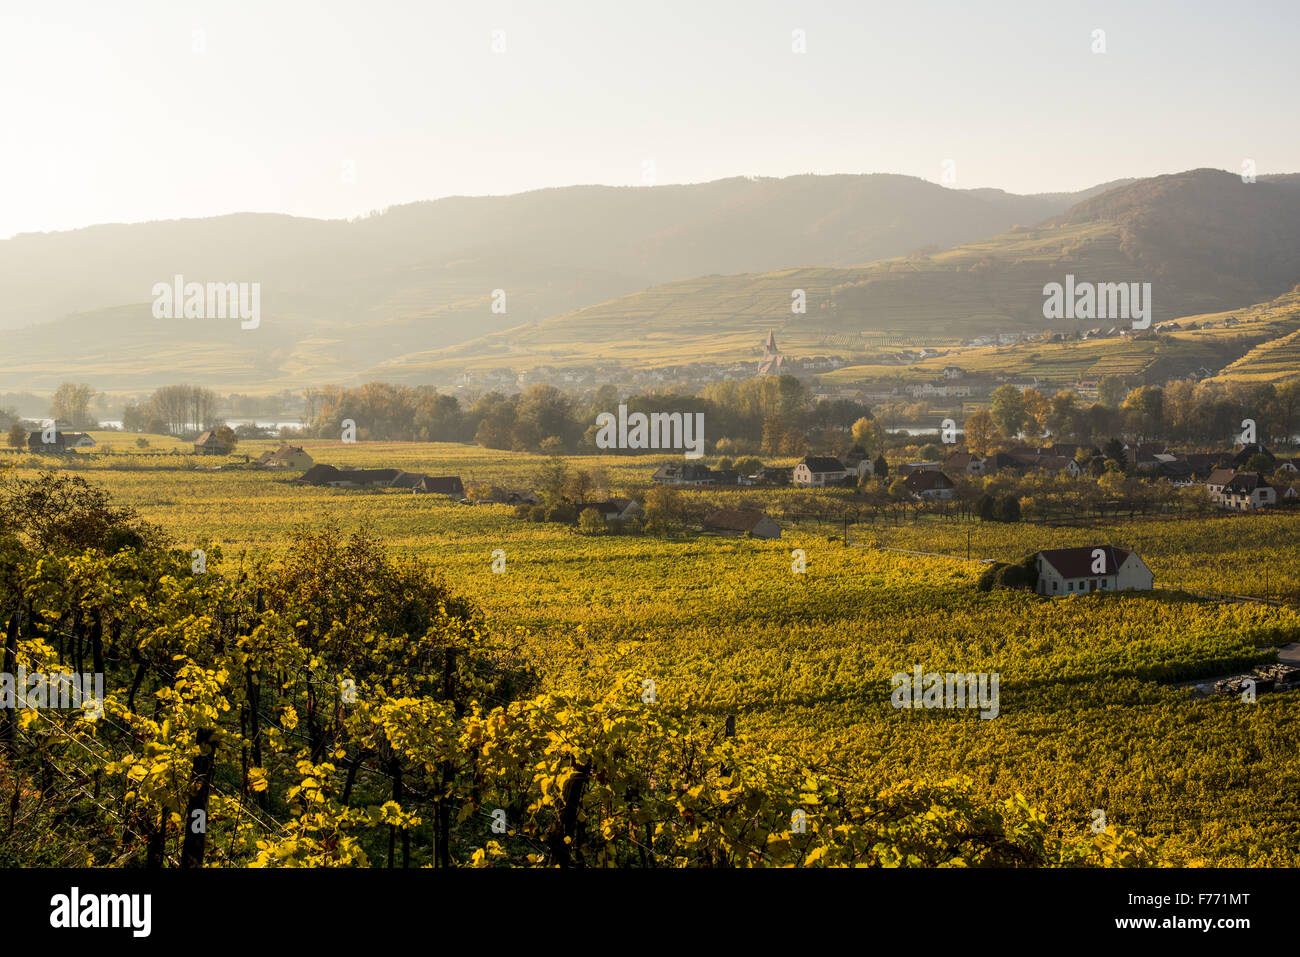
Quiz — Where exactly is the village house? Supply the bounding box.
[336,468,402,488]
[1205,467,1237,501]
[1123,442,1168,471]
[1035,454,1083,477]
[588,498,643,523]
[1156,460,1198,486]
[296,464,345,486]
[652,463,724,486]
[793,456,854,488]
[1217,472,1276,511]
[943,452,985,476]
[27,429,68,452]
[1184,453,1234,477]
[701,508,781,539]
[295,464,465,495]
[194,430,232,455]
[753,465,793,486]
[62,432,96,448]
[1035,546,1154,596]
[1233,444,1276,470]
[839,451,875,478]
[981,451,1029,475]
[1041,444,1080,460]
[903,468,955,500]
[257,444,313,469]
[387,471,429,490]
[413,475,465,497]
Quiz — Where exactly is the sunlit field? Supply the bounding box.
[5,432,1300,864]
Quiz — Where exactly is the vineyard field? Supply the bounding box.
[4,437,1300,865]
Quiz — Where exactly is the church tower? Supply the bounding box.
[757,330,784,375]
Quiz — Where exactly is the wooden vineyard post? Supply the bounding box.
[2,612,18,756]
[180,728,217,869]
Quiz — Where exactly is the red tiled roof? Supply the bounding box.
[903,469,954,491]
[703,508,770,532]
[1038,545,1133,578]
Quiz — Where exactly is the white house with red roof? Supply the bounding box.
[1035,545,1153,596]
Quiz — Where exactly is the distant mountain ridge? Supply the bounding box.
[408,168,1300,380]
[0,172,1122,391]
[4,169,1297,393]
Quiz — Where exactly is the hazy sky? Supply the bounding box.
[1,0,1297,238]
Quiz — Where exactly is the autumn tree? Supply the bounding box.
[851,416,886,457]
[51,382,95,429]
[963,410,999,456]
[989,385,1028,439]
[1022,388,1052,439]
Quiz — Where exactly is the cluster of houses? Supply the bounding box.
[256,443,313,468]
[652,453,876,490]
[651,453,959,502]
[940,442,1298,511]
[1206,469,1280,511]
[448,336,845,394]
[296,463,466,497]
[942,445,1087,478]
[1128,442,1298,510]
[648,439,1300,511]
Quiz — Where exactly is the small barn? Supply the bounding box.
[702,508,781,539]
[194,431,232,455]
[296,464,347,486]
[589,498,643,523]
[903,468,955,500]
[414,475,465,497]
[27,430,67,452]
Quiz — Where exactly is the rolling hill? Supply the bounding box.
[0,174,1123,393]
[820,286,1300,390]
[5,168,1299,394]
[400,169,1300,380]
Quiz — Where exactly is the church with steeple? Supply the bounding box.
[757,330,785,376]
